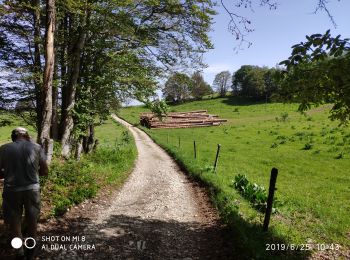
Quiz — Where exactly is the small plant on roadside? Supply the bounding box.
[201,164,214,173]
[121,130,132,144]
[232,174,279,213]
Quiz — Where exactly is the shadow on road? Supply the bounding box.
[34,214,233,259]
[1,211,312,260]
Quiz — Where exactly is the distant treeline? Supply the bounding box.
[162,65,282,104]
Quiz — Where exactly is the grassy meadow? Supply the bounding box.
[119,97,350,258]
[0,112,35,145]
[0,113,136,217]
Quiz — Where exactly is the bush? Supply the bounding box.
[0,119,12,127]
[232,174,279,213]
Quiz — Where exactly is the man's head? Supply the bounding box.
[11,127,30,142]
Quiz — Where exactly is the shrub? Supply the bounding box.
[232,174,279,213]
[121,130,132,144]
[0,119,12,127]
[53,198,71,216]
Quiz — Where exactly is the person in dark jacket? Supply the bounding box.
[0,127,48,259]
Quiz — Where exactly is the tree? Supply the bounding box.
[0,0,43,128]
[232,65,280,100]
[163,73,193,103]
[213,71,231,97]
[191,71,213,99]
[39,0,55,162]
[0,0,216,158]
[279,30,350,124]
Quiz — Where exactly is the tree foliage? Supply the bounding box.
[279,30,350,124]
[163,73,193,103]
[0,0,216,157]
[232,65,279,100]
[191,71,212,100]
[213,70,231,97]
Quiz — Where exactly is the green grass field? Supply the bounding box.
[119,97,350,258]
[0,112,35,145]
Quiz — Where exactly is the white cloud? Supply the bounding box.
[202,63,239,84]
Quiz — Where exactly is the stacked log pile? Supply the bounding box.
[140,110,227,129]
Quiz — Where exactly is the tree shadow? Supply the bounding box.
[0,208,313,260]
[31,212,311,260]
[35,214,233,259]
[220,96,266,107]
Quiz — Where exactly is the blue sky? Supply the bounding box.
[202,0,350,85]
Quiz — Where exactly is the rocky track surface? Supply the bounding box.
[37,115,232,259]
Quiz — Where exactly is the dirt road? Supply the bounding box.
[37,115,231,259]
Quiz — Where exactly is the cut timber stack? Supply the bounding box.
[140,110,227,129]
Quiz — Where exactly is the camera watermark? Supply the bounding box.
[11,237,36,249]
[41,235,95,251]
[11,235,96,251]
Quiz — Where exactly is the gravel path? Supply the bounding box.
[37,115,231,259]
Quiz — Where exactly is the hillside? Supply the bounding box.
[119,97,350,258]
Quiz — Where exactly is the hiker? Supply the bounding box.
[0,127,48,259]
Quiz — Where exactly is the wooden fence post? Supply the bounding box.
[194,141,197,159]
[263,168,278,231]
[213,144,221,173]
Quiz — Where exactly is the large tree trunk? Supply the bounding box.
[75,136,83,161]
[51,60,59,140]
[39,0,55,163]
[60,25,87,158]
[82,124,95,153]
[59,14,68,139]
[32,0,42,134]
